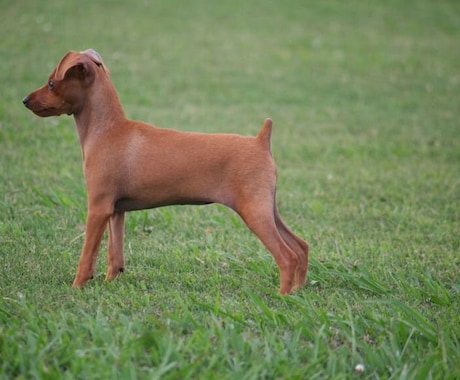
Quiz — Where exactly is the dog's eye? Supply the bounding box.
[48,80,55,89]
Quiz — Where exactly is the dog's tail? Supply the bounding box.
[257,118,273,151]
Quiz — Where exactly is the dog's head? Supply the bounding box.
[23,49,108,117]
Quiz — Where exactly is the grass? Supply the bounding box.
[1,0,459,378]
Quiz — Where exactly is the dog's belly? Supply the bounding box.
[114,196,213,212]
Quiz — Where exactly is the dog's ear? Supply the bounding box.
[81,49,109,74]
[81,49,103,65]
[64,61,95,85]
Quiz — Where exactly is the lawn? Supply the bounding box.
[1,0,459,378]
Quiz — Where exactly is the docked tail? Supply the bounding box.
[257,118,273,151]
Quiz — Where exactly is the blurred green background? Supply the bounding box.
[1,1,459,378]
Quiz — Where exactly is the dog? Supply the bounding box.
[23,49,308,294]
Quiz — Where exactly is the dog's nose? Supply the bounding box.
[22,96,29,107]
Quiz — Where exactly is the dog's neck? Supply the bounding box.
[73,75,126,156]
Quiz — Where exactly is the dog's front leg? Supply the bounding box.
[106,211,125,281]
[72,209,111,287]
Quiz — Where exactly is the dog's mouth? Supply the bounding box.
[32,107,60,117]
[23,93,73,117]
[29,104,72,117]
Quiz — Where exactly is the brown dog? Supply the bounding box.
[23,49,308,294]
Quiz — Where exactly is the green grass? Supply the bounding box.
[1,0,459,378]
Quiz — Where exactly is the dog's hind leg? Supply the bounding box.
[273,202,308,289]
[235,200,299,294]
